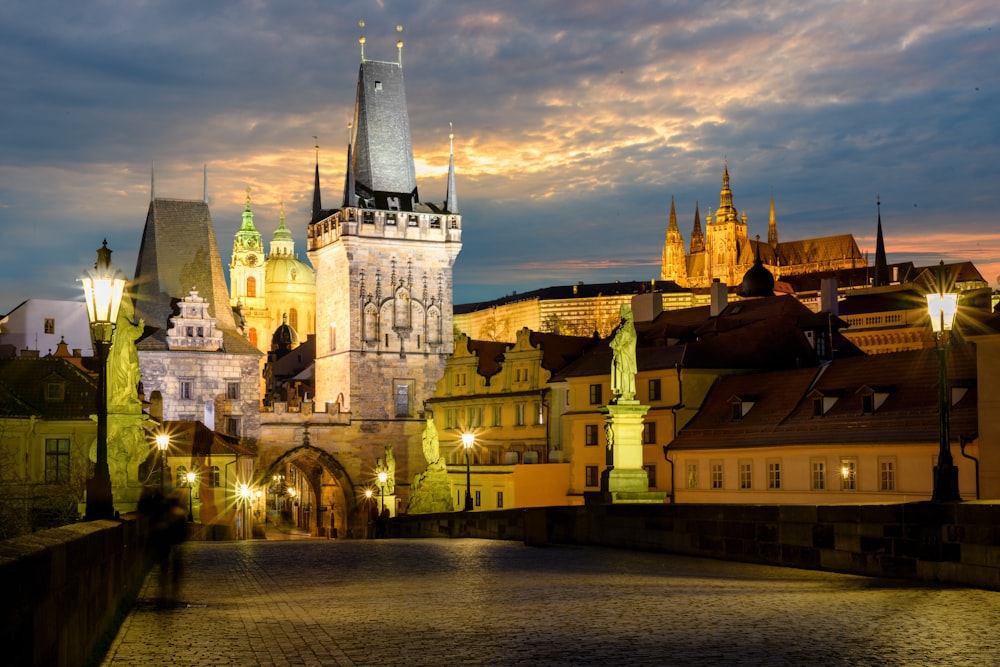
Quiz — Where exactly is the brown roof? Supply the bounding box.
[0,355,97,419]
[671,345,977,450]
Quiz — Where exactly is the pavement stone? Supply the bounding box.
[100,537,1000,666]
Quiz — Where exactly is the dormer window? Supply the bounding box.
[809,390,841,417]
[729,395,756,422]
[45,381,65,402]
[857,385,892,415]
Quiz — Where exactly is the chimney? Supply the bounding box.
[710,279,728,317]
[820,277,839,316]
[632,292,662,323]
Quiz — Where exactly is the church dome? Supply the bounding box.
[271,316,299,352]
[265,256,316,287]
[739,237,775,297]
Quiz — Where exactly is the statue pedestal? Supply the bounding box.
[600,401,668,504]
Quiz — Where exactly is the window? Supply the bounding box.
[585,466,599,487]
[44,438,70,483]
[686,463,698,489]
[533,402,544,425]
[180,380,193,400]
[374,80,382,91]
[840,458,857,490]
[711,462,723,489]
[491,405,502,427]
[226,417,241,436]
[227,381,240,400]
[811,460,826,490]
[496,491,504,509]
[289,309,298,331]
[474,490,481,507]
[45,382,65,402]
[589,384,603,405]
[208,466,221,488]
[642,421,657,444]
[584,424,599,446]
[246,276,256,298]
[862,394,875,415]
[648,378,661,401]
[249,328,258,348]
[731,402,743,421]
[44,318,55,334]
[879,458,896,491]
[515,403,525,426]
[643,464,656,488]
[812,397,824,417]
[455,371,467,387]
[739,461,752,490]
[395,381,413,417]
[768,461,781,489]
[445,408,458,429]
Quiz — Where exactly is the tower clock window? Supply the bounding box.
[246,276,256,298]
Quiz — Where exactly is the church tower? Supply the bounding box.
[660,197,687,285]
[706,163,750,286]
[307,36,462,420]
[230,189,269,350]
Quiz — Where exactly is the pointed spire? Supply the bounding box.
[768,193,778,246]
[690,201,705,253]
[873,197,890,287]
[312,138,323,222]
[238,187,257,232]
[667,196,679,233]
[445,122,459,213]
[342,139,356,209]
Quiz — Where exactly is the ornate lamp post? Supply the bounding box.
[186,471,196,521]
[79,240,127,521]
[926,261,960,502]
[155,433,170,491]
[238,483,252,540]
[377,471,388,514]
[462,432,474,511]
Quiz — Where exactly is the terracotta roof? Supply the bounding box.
[161,420,255,457]
[671,345,977,450]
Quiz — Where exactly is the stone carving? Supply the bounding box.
[374,443,395,495]
[108,292,144,413]
[421,416,445,470]
[609,303,637,402]
[407,416,453,514]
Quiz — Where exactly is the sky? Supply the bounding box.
[1,1,998,317]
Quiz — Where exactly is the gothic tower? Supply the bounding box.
[706,162,750,285]
[307,37,462,419]
[660,197,687,284]
[230,189,268,350]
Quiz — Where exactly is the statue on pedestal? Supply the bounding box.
[406,416,453,514]
[609,303,637,402]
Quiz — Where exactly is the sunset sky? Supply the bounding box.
[1,1,998,316]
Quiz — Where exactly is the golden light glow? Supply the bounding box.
[186,471,196,484]
[462,432,475,450]
[927,292,959,333]
[155,433,169,452]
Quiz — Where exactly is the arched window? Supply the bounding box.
[289,308,298,330]
[246,276,256,298]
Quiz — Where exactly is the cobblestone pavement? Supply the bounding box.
[101,537,1000,666]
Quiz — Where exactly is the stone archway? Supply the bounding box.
[263,445,360,539]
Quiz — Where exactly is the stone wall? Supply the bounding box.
[392,502,1000,590]
[0,518,150,667]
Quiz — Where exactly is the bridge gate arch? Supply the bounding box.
[263,445,362,538]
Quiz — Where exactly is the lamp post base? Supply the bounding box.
[84,474,115,521]
[932,464,961,503]
[463,493,473,512]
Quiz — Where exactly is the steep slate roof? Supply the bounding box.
[0,356,97,419]
[131,198,258,355]
[766,234,863,268]
[671,345,977,450]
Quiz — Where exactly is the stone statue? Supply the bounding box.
[421,416,445,470]
[108,292,144,413]
[374,444,396,496]
[609,303,637,402]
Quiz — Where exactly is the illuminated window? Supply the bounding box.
[246,276,256,298]
[686,463,698,489]
[768,461,781,489]
[739,461,752,490]
[812,460,826,490]
[840,458,857,490]
[249,328,258,348]
[879,458,896,491]
[515,403,525,426]
[711,462,723,489]
[491,405,502,427]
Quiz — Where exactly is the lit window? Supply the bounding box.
[711,462,723,489]
[491,405,502,427]
[840,458,857,490]
[879,458,896,491]
[739,462,752,489]
[686,463,698,489]
[246,276,256,298]
[515,403,525,426]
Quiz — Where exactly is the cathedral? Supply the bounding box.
[660,164,864,289]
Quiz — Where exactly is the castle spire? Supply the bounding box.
[873,197,890,287]
[690,201,705,253]
[445,122,459,214]
[661,196,687,285]
[342,139,355,209]
[312,138,323,223]
[767,193,778,246]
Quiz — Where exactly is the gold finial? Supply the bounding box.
[245,186,252,208]
[359,19,365,28]
[396,24,403,32]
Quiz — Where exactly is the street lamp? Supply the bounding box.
[377,470,388,515]
[926,260,960,502]
[155,433,170,491]
[186,471,196,521]
[79,240,127,521]
[462,432,474,511]
[238,483,252,539]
